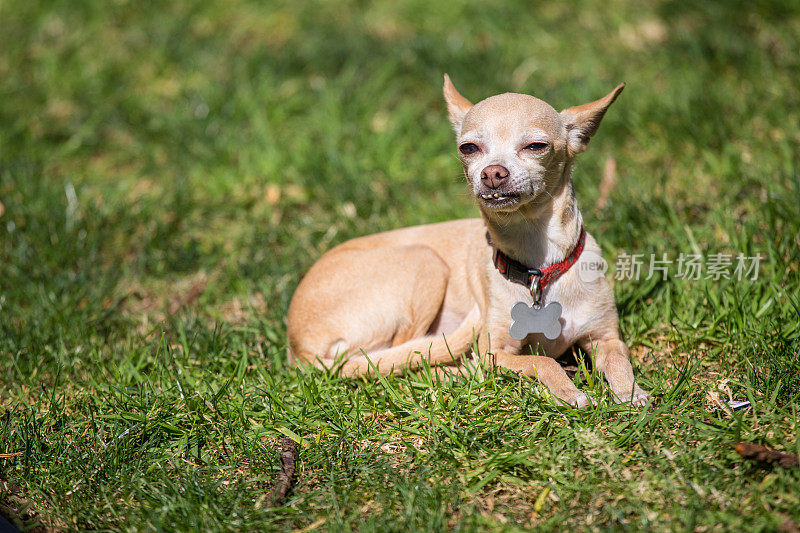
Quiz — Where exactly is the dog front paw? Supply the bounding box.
[614,387,652,407]
[570,392,596,409]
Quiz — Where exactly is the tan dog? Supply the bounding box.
[287,75,650,408]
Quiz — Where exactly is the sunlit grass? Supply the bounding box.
[1,0,799,530]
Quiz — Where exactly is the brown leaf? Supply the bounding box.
[735,442,799,469]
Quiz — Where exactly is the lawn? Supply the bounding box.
[1,0,799,531]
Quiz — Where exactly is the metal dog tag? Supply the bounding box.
[509,301,563,341]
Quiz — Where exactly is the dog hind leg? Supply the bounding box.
[337,304,481,376]
[288,245,474,375]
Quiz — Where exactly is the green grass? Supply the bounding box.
[1,0,800,530]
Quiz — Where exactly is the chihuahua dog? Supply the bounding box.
[287,75,650,408]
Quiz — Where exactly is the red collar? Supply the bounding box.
[487,227,586,292]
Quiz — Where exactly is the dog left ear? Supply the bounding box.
[560,83,625,156]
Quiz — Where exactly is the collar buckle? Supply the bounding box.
[528,269,543,307]
[487,227,587,307]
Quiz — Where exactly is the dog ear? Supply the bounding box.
[443,74,473,133]
[560,83,625,156]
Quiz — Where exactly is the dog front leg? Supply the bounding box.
[581,337,650,407]
[489,351,593,408]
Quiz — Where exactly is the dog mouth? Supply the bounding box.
[478,192,523,208]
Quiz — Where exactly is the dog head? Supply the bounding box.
[443,74,624,215]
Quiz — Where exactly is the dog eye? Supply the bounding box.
[524,142,549,151]
[459,143,479,155]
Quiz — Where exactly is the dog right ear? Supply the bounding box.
[443,74,473,133]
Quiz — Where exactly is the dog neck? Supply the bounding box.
[481,166,583,268]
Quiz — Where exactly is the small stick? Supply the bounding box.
[269,437,300,506]
[596,156,617,210]
[735,442,799,469]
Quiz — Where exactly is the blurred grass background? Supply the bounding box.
[1,0,799,531]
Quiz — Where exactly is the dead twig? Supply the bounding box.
[269,437,300,506]
[596,156,617,210]
[735,442,799,469]
[168,279,207,315]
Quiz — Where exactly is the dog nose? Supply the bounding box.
[481,165,509,189]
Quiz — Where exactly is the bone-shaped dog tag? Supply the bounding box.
[509,301,563,341]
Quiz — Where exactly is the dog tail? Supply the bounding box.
[333,305,481,377]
